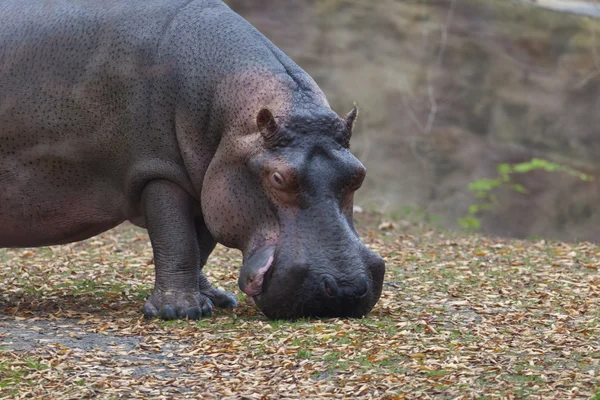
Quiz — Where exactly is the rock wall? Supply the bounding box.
[224,0,600,242]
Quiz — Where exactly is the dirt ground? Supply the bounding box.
[1,214,599,399]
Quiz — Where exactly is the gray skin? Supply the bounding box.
[0,0,385,320]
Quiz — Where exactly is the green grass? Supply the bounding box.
[1,218,599,397]
[0,358,49,389]
[424,370,449,377]
[296,349,312,359]
[52,279,151,301]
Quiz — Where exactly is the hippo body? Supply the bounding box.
[0,0,385,319]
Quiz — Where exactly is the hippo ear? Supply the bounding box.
[257,108,279,144]
[239,246,275,297]
[343,103,359,135]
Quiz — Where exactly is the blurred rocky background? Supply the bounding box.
[224,0,600,242]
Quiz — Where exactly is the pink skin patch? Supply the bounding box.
[242,255,274,297]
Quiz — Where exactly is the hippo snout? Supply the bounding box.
[252,247,385,319]
[367,252,386,290]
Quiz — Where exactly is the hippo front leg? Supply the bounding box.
[141,180,236,320]
[194,217,238,310]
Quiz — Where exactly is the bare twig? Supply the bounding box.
[402,0,456,175]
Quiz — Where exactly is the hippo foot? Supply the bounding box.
[143,290,214,320]
[203,287,238,309]
[143,288,238,320]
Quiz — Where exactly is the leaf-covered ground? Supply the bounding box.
[0,213,599,399]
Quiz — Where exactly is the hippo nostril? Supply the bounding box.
[325,283,334,297]
[323,276,338,298]
[354,275,369,299]
[369,255,386,280]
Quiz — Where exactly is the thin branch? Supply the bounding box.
[435,0,456,67]
[591,16,600,70]
[424,71,438,134]
[422,0,455,135]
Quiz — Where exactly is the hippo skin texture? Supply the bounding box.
[0,0,385,320]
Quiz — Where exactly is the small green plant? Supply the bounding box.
[296,349,312,359]
[459,158,593,231]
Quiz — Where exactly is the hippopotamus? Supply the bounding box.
[0,0,385,319]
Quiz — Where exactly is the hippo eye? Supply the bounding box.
[269,171,285,189]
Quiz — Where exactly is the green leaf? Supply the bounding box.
[468,204,480,214]
[459,157,593,232]
[511,184,528,194]
[458,216,480,230]
[497,163,512,181]
[478,202,494,211]
[468,178,502,193]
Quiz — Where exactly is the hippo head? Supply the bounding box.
[201,105,385,319]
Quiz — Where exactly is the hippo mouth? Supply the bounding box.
[238,246,275,298]
[238,235,386,319]
[252,258,276,300]
[252,258,383,319]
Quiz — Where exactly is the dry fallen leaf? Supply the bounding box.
[0,213,598,399]
[378,221,397,231]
